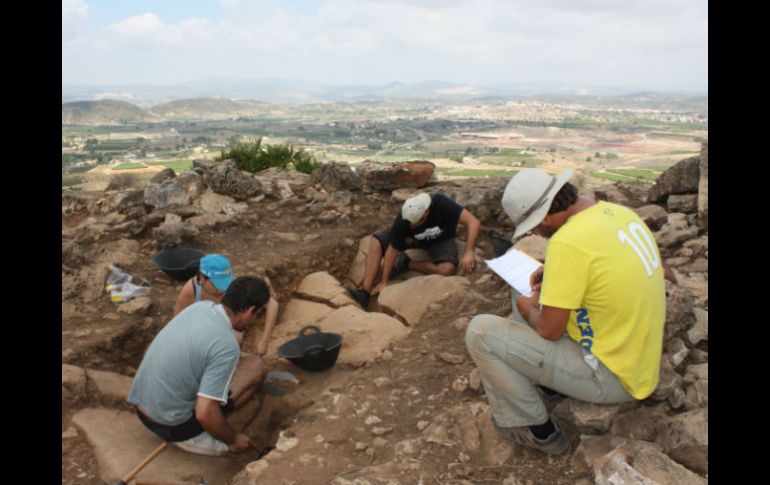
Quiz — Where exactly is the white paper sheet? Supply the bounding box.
[485,249,543,297]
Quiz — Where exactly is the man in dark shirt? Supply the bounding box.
[347,192,480,309]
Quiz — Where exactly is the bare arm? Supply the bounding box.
[194,396,252,452]
[255,297,279,357]
[172,279,195,316]
[373,244,400,295]
[516,292,571,341]
[458,209,481,272]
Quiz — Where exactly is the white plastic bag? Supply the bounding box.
[105,265,151,302]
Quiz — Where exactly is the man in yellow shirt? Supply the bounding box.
[465,168,665,455]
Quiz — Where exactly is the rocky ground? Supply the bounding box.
[62,148,708,485]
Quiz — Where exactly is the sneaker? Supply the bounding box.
[492,416,570,455]
[345,287,370,310]
[173,432,229,456]
[487,229,513,257]
[391,253,412,279]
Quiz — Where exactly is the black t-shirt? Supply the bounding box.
[389,193,464,250]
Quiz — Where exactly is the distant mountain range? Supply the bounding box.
[62,78,707,107]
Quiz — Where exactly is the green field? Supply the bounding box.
[111,162,147,170]
[437,167,519,178]
[479,148,539,167]
[605,168,661,181]
[147,159,194,172]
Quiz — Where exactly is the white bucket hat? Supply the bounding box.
[402,193,431,223]
[502,168,574,240]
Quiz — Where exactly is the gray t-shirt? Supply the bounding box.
[128,301,240,425]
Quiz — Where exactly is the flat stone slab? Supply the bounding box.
[278,299,335,327]
[71,408,247,484]
[269,305,410,367]
[378,275,471,326]
[85,369,133,402]
[295,271,356,307]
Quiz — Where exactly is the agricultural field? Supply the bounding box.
[62,96,706,192]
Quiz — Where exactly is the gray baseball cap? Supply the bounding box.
[502,168,574,240]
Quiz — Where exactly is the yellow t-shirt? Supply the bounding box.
[539,201,666,399]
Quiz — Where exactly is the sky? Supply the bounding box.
[62,0,708,93]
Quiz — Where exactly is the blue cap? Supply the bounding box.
[199,254,234,292]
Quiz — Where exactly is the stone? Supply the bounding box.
[680,257,708,273]
[71,409,241,484]
[373,377,392,388]
[552,399,623,434]
[438,352,465,365]
[655,219,699,248]
[657,408,708,474]
[95,239,141,268]
[697,141,708,229]
[365,415,382,426]
[666,337,690,369]
[318,210,340,224]
[650,357,683,402]
[417,420,429,431]
[469,369,482,391]
[452,375,469,392]
[346,236,373,288]
[453,317,470,330]
[634,205,669,231]
[62,364,87,398]
[149,168,176,184]
[378,275,472,326]
[683,237,708,257]
[476,407,514,465]
[647,156,700,203]
[371,427,393,436]
[513,234,547,261]
[116,190,146,214]
[144,171,204,209]
[595,452,658,485]
[667,194,698,213]
[116,296,153,315]
[687,308,708,345]
[85,369,133,402]
[277,299,335,327]
[355,160,435,190]
[310,161,362,191]
[62,426,79,439]
[664,285,695,341]
[295,272,357,307]
[202,161,263,201]
[611,405,666,442]
[198,190,237,214]
[152,220,200,247]
[268,305,411,367]
[394,438,420,456]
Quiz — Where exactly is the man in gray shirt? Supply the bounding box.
[128,276,270,456]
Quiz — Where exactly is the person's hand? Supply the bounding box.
[371,282,386,296]
[229,433,254,453]
[516,292,540,319]
[529,267,544,292]
[459,252,476,273]
[255,339,268,357]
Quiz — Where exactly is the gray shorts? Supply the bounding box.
[373,228,459,266]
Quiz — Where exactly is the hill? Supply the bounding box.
[61,99,154,125]
[148,97,274,120]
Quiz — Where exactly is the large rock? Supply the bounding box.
[697,140,708,229]
[513,234,547,261]
[149,167,176,184]
[116,189,146,214]
[650,357,683,402]
[647,156,701,203]
[552,399,624,434]
[378,275,471,326]
[310,161,362,191]
[656,408,708,474]
[687,308,708,345]
[278,299,336,327]
[655,214,699,248]
[355,160,435,190]
[269,305,410,367]
[85,368,133,403]
[667,194,698,214]
[664,284,695,341]
[611,405,667,442]
[295,272,356,307]
[437,177,509,225]
[62,364,87,401]
[345,236,374,287]
[202,160,263,201]
[197,190,237,214]
[94,239,141,268]
[143,171,204,209]
[71,408,242,484]
[634,205,669,231]
[683,363,708,410]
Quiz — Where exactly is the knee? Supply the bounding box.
[465,314,495,351]
[438,263,456,276]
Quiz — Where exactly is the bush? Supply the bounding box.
[217,138,320,174]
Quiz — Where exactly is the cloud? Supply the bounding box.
[62,0,89,42]
[62,0,707,91]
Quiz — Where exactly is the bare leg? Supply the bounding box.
[229,355,267,409]
[362,237,384,292]
[409,261,456,276]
